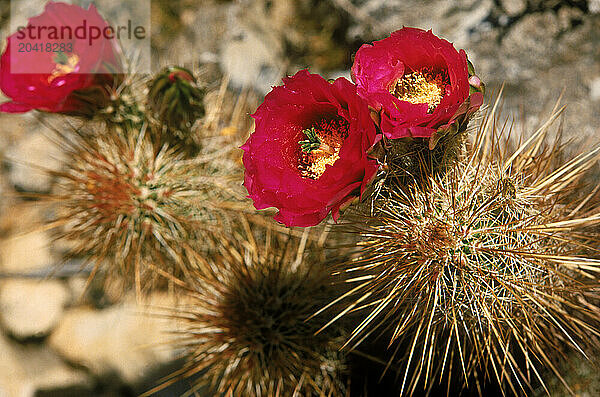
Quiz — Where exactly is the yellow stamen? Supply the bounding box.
[298,118,348,179]
[302,146,341,179]
[48,53,80,83]
[390,71,446,113]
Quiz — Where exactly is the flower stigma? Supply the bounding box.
[48,52,80,83]
[390,70,447,113]
[298,117,349,179]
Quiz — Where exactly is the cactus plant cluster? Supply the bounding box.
[1,4,600,397]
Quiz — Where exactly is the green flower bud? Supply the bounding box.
[147,66,205,137]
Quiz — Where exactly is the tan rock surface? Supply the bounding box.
[0,332,89,397]
[0,279,69,339]
[5,132,64,192]
[48,294,180,384]
[0,230,55,274]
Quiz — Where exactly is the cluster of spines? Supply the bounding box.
[143,227,349,397]
[47,125,245,295]
[321,94,600,395]
[35,67,258,296]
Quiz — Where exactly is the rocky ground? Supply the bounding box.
[0,0,599,396]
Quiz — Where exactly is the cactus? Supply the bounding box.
[143,228,348,397]
[45,121,245,296]
[323,96,600,395]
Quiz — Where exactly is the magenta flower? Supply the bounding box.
[242,70,379,227]
[351,27,483,140]
[0,2,121,115]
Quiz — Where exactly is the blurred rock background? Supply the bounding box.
[0,0,599,396]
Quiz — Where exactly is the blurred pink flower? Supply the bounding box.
[0,2,122,115]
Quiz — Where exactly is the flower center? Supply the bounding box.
[298,117,349,179]
[390,70,446,113]
[48,52,80,83]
